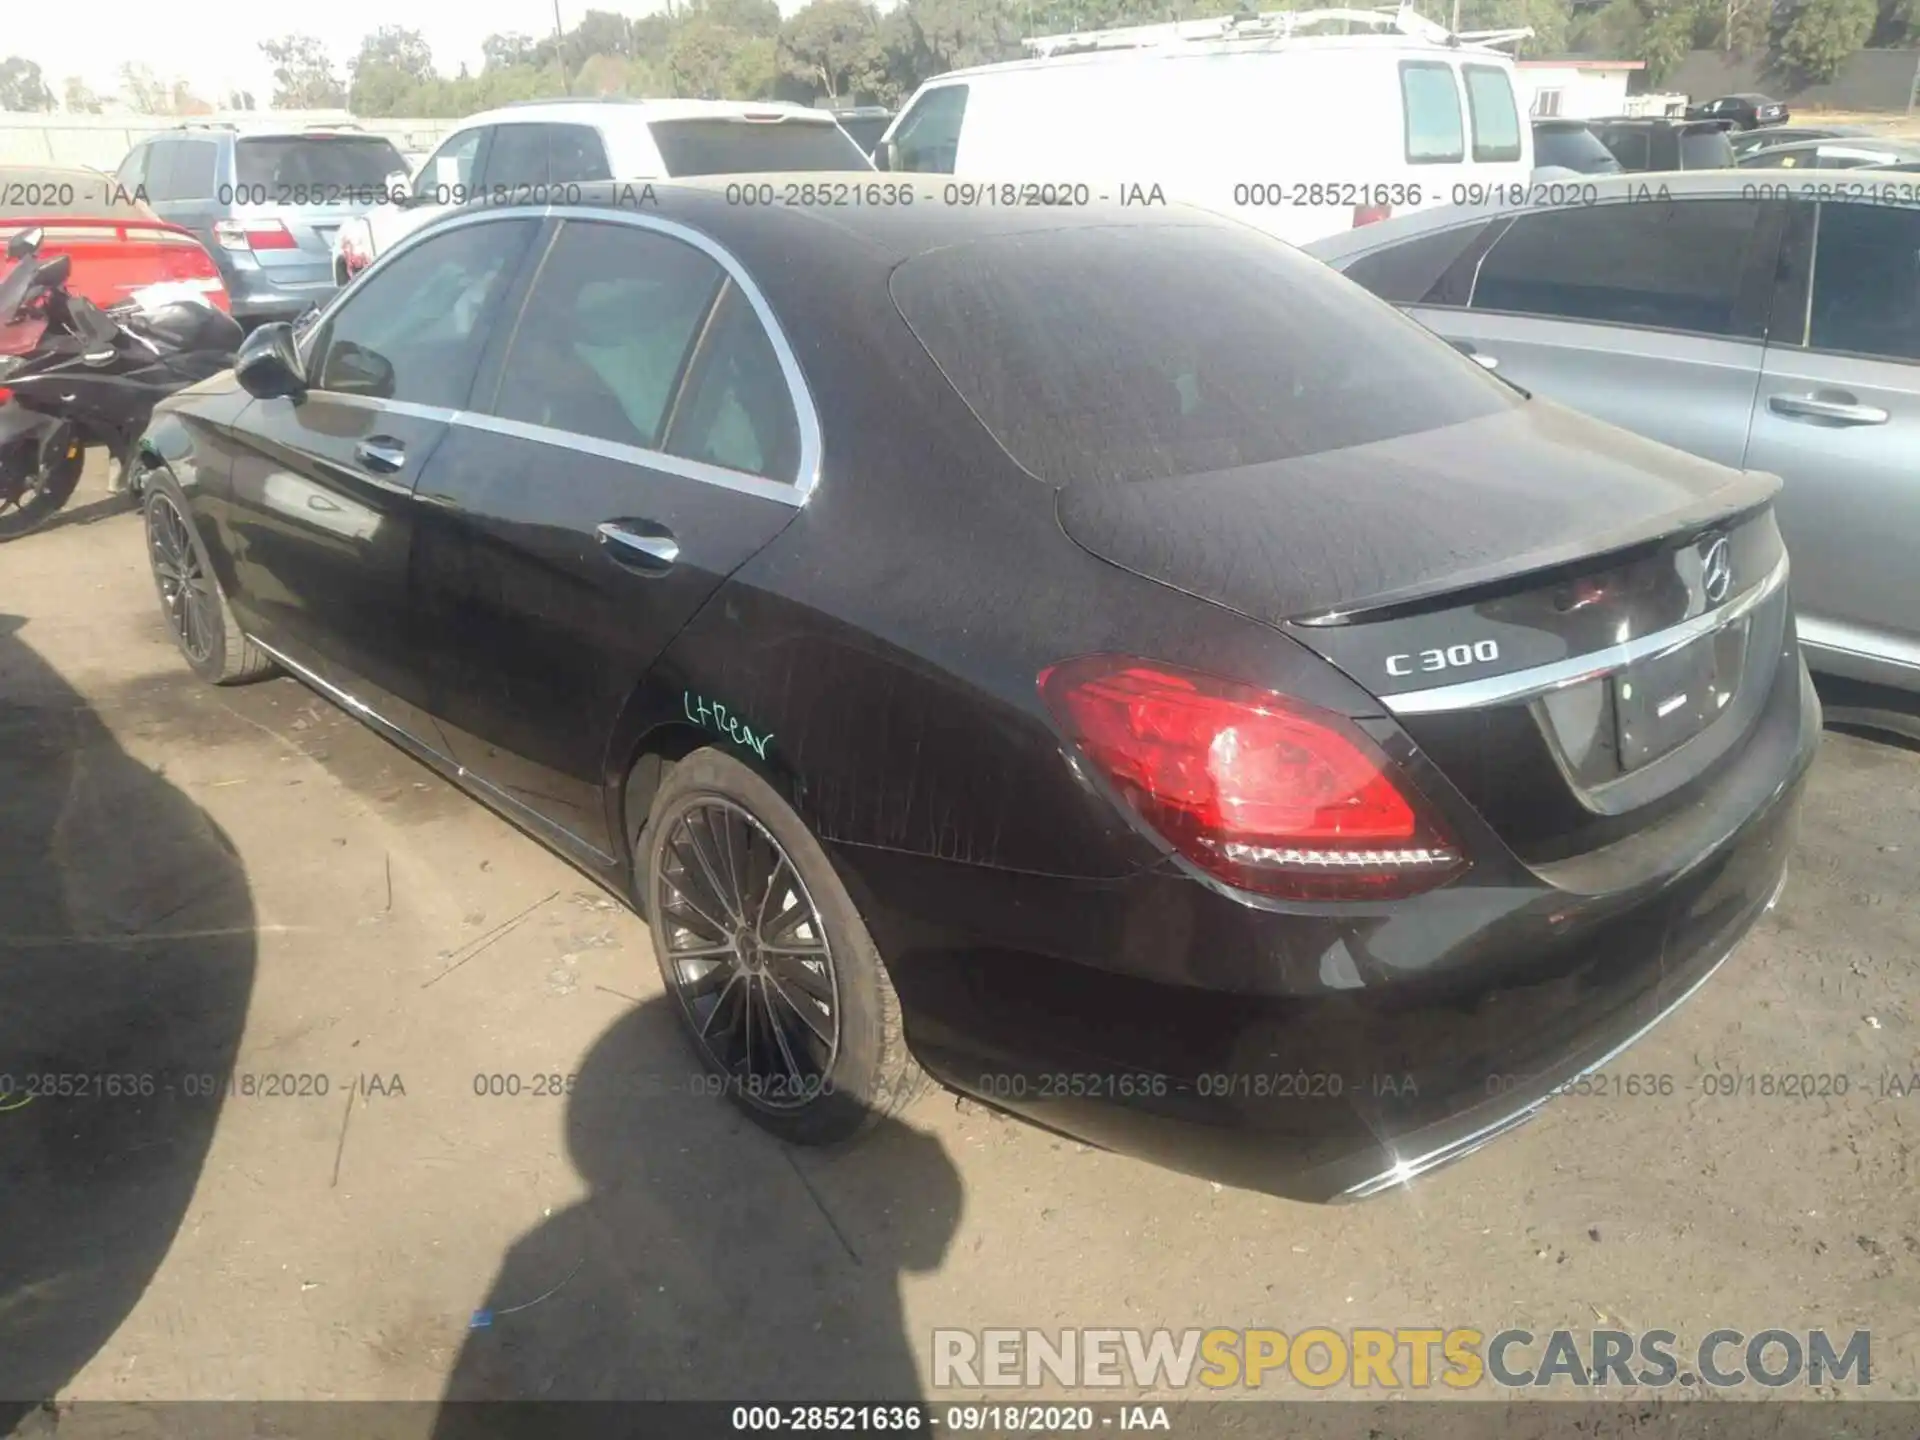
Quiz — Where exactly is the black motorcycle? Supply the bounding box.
[0,227,243,541]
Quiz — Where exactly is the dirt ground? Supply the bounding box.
[1,461,1918,1426]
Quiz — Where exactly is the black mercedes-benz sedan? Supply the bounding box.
[135,180,1818,1202]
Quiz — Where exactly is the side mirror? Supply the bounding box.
[5,227,43,261]
[873,141,895,172]
[385,170,415,208]
[235,322,307,401]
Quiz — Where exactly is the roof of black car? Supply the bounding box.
[450,175,1233,272]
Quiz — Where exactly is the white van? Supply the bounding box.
[876,5,1535,247]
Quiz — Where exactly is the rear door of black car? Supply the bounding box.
[410,215,809,858]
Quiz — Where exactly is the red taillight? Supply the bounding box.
[214,219,297,252]
[0,388,11,405]
[1353,203,1393,228]
[1039,655,1464,901]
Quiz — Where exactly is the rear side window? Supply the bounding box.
[235,136,407,192]
[1469,199,1769,337]
[663,286,802,481]
[1401,62,1465,164]
[1596,128,1651,170]
[484,124,549,188]
[1340,222,1498,306]
[1464,66,1522,163]
[890,86,969,174]
[1805,202,1920,362]
[147,140,217,202]
[649,119,871,176]
[486,220,725,449]
[547,125,613,183]
[890,221,1513,487]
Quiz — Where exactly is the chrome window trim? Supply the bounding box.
[295,203,822,505]
[1381,552,1789,716]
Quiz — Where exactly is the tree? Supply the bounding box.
[119,62,172,114]
[62,76,104,114]
[701,0,785,38]
[351,27,437,116]
[0,56,56,112]
[779,0,884,102]
[1771,0,1876,82]
[261,35,347,109]
[482,33,543,70]
[170,79,214,115]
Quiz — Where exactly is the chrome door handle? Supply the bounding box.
[354,437,407,473]
[596,521,679,570]
[1768,393,1889,426]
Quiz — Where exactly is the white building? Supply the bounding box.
[1518,58,1647,119]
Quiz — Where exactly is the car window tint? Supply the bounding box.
[1339,221,1497,306]
[547,125,612,183]
[116,145,150,191]
[141,142,180,201]
[1401,62,1464,164]
[235,137,406,190]
[1598,128,1651,169]
[663,285,801,481]
[312,218,537,406]
[168,141,218,201]
[1678,129,1734,169]
[1470,199,1767,338]
[648,119,871,175]
[891,86,969,173]
[488,220,724,449]
[892,221,1514,487]
[418,129,483,199]
[1807,202,1920,362]
[1464,66,1522,163]
[485,124,549,188]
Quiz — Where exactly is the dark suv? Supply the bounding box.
[1532,119,1624,175]
[1587,117,1737,173]
[115,124,409,326]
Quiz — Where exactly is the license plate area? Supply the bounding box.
[1613,621,1748,771]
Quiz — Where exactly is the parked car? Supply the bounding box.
[875,7,1534,245]
[1531,119,1622,175]
[830,106,895,158]
[1736,138,1920,170]
[1586,117,1736,172]
[1685,93,1789,129]
[1730,124,1869,159]
[1307,171,1920,723]
[0,164,228,314]
[329,99,874,284]
[114,124,408,326]
[139,180,1814,1201]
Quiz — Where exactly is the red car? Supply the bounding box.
[0,164,229,327]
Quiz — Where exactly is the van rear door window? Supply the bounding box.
[1463,65,1522,163]
[1401,62,1465,164]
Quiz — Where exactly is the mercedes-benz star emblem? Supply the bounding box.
[1700,535,1733,605]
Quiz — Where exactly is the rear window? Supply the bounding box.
[0,167,152,219]
[1533,126,1621,174]
[648,119,873,176]
[1401,61,1465,164]
[1463,66,1522,163]
[890,222,1514,488]
[235,136,408,191]
[1678,128,1735,170]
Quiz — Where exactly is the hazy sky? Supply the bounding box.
[11,0,814,106]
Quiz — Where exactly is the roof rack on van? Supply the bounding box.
[1023,4,1532,57]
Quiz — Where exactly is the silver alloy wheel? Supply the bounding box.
[147,492,217,665]
[655,797,841,1110]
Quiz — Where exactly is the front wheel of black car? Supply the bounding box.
[640,748,923,1146]
[142,480,277,686]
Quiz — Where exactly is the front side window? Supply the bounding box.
[310,218,538,406]
[486,220,726,449]
[1401,62,1465,164]
[1464,66,1522,163]
[1468,199,1768,338]
[547,125,613,183]
[166,140,218,201]
[891,221,1513,487]
[890,86,969,174]
[417,129,484,200]
[663,286,801,481]
[483,124,549,188]
[116,145,150,192]
[1805,202,1920,362]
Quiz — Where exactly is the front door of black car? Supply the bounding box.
[410,217,808,857]
[219,216,539,738]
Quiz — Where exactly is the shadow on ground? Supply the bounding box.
[0,613,257,1424]
[431,997,961,1430]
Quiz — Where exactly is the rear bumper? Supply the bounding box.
[216,256,339,323]
[833,656,1819,1203]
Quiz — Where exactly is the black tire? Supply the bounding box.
[639,747,924,1146]
[0,436,85,542]
[142,477,277,686]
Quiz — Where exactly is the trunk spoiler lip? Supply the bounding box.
[1287,468,1784,630]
